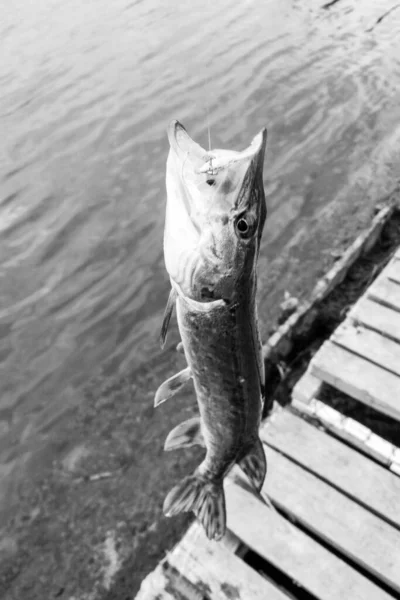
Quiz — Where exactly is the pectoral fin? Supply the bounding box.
[160,288,177,348]
[154,367,192,407]
[164,417,205,451]
[238,438,267,493]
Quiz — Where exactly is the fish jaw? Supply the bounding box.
[164,120,267,304]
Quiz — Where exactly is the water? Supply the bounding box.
[1,0,400,512]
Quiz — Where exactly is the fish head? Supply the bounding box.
[164,120,267,303]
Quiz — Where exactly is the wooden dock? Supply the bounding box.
[293,247,400,473]
[136,243,400,600]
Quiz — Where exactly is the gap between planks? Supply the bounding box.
[226,474,395,600]
[292,371,400,472]
[256,445,400,594]
[309,341,400,421]
[261,409,400,529]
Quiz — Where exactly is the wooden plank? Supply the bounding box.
[260,447,400,593]
[293,395,398,467]
[318,407,390,463]
[135,565,180,600]
[332,321,400,378]
[383,255,400,283]
[135,523,285,600]
[225,477,394,600]
[385,256,400,284]
[167,524,290,600]
[311,413,397,463]
[291,371,322,410]
[365,433,395,462]
[392,447,400,466]
[310,341,400,420]
[340,415,371,443]
[290,370,395,464]
[314,401,344,427]
[349,296,400,344]
[261,410,400,529]
[368,276,400,312]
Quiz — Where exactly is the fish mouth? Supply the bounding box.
[167,120,267,192]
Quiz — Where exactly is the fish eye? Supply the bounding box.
[235,214,255,240]
[236,218,249,233]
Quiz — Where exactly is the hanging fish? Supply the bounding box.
[155,120,268,541]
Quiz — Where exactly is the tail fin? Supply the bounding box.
[163,474,226,541]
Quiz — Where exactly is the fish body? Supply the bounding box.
[157,120,268,540]
[175,276,264,478]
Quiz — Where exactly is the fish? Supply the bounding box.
[155,119,268,541]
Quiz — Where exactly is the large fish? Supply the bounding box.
[155,120,268,541]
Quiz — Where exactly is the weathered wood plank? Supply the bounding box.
[168,524,290,600]
[313,401,344,427]
[332,321,400,377]
[385,256,400,284]
[135,564,181,600]
[225,477,394,600]
[349,296,400,344]
[368,276,400,312]
[365,433,396,462]
[310,341,400,420]
[135,523,286,600]
[260,447,400,593]
[292,392,398,466]
[324,410,394,464]
[261,410,400,529]
[291,371,322,408]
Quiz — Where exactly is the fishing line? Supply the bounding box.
[206,99,212,153]
[205,0,213,153]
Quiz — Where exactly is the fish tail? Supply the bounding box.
[163,473,226,541]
